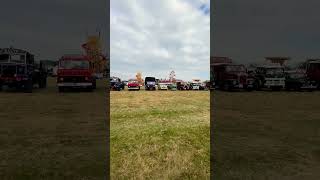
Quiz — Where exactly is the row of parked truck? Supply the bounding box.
[0,47,97,93]
[211,58,320,91]
[3,48,319,93]
[110,76,210,91]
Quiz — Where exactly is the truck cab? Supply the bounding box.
[0,47,47,92]
[145,77,156,90]
[285,70,317,91]
[158,82,168,90]
[127,79,140,91]
[213,64,253,91]
[110,76,124,91]
[305,59,320,89]
[168,83,177,91]
[57,55,96,92]
[190,82,200,90]
[177,82,185,90]
[254,65,285,90]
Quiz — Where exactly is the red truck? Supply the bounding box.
[57,55,96,92]
[213,63,254,91]
[127,79,140,91]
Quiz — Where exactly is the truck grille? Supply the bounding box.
[0,65,16,77]
[0,64,26,77]
[62,77,86,83]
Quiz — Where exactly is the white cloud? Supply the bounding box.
[111,0,210,81]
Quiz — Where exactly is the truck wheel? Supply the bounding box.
[24,80,33,93]
[0,84,2,91]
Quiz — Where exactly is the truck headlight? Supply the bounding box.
[59,77,64,81]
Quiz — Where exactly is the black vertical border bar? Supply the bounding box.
[106,0,110,179]
[210,0,215,179]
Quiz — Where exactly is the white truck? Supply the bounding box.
[158,82,169,90]
[254,65,285,90]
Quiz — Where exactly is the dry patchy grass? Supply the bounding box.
[0,77,107,180]
[213,91,320,180]
[111,91,210,179]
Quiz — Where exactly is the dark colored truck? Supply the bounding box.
[305,59,320,89]
[57,55,96,92]
[177,82,188,90]
[144,77,156,90]
[213,63,254,91]
[110,76,124,91]
[285,70,317,91]
[0,47,47,93]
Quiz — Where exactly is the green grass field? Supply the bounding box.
[213,91,320,180]
[111,90,210,179]
[0,77,107,180]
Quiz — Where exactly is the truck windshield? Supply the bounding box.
[226,65,246,72]
[59,60,89,69]
[0,54,9,63]
[308,63,320,71]
[147,81,155,85]
[266,68,283,75]
[10,54,25,63]
[265,68,284,78]
[145,77,156,82]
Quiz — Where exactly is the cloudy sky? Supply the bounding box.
[111,0,210,81]
[0,0,108,61]
[212,0,320,66]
